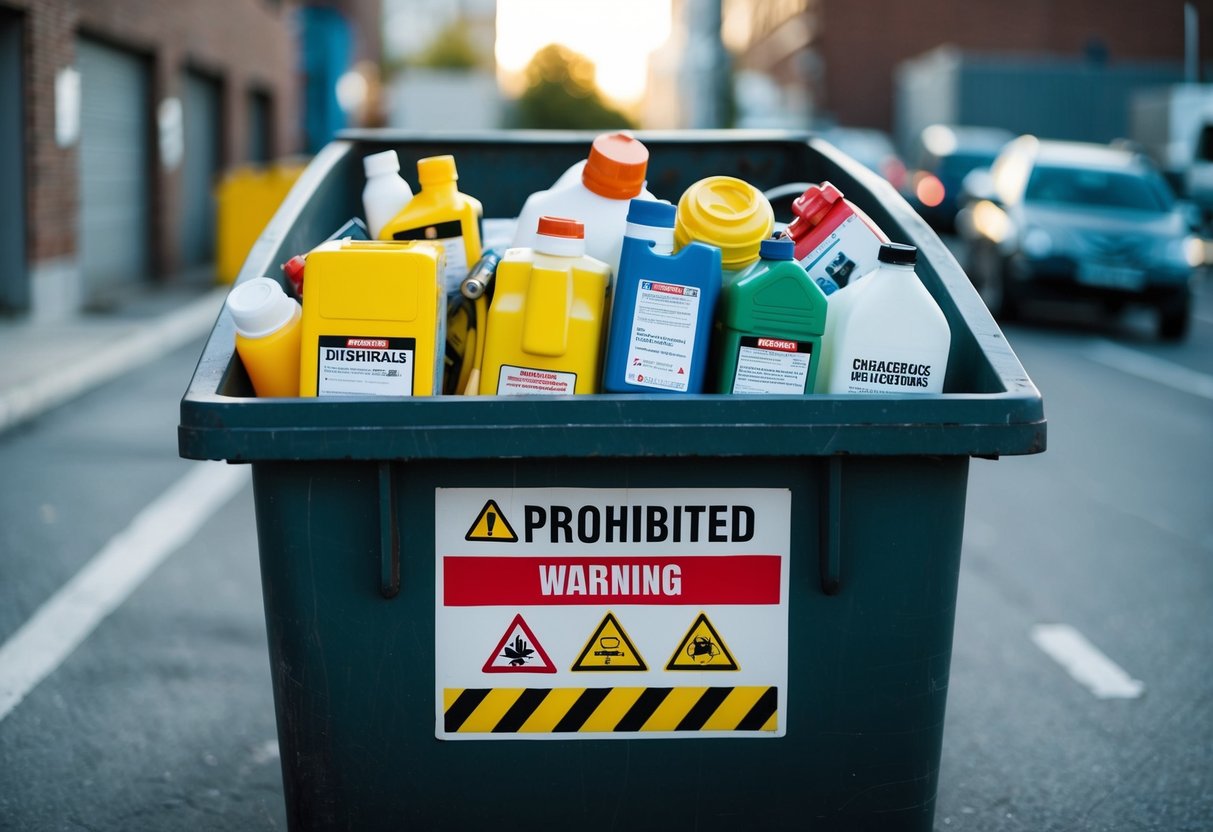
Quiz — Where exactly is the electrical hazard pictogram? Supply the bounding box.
[482,614,556,673]
[571,612,647,672]
[465,499,518,542]
[666,611,739,671]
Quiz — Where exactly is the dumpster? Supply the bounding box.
[179,130,1046,832]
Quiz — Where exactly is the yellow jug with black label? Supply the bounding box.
[479,216,610,396]
[299,239,445,397]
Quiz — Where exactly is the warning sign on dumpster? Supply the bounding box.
[434,487,790,740]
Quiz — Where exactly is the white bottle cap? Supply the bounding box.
[533,216,587,258]
[363,149,401,179]
[227,277,299,338]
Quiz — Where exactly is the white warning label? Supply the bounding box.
[317,336,413,397]
[732,337,812,394]
[624,280,700,392]
[496,364,577,396]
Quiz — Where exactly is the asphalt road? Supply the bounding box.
[0,274,1210,831]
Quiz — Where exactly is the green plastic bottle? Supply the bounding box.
[714,237,829,394]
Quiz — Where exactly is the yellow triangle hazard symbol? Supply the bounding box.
[465,499,518,542]
[666,612,739,671]
[571,612,647,672]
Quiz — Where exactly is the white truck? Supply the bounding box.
[1130,83,1213,225]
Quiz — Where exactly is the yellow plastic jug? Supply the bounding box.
[479,217,610,396]
[298,239,445,397]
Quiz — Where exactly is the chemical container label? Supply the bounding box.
[624,280,701,392]
[797,213,883,292]
[732,337,812,394]
[496,364,577,396]
[435,487,790,741]
[316,335,414,396]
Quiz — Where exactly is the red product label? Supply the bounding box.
[443,555,781,606]
[756,338,798,352]
[347,338,389,348]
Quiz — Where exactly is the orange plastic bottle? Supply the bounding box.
[226,277,302,397]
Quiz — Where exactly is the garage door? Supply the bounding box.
[181,70,222,268]
[0,9,25,312]
[77,38,151,302]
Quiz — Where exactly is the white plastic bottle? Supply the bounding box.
[511,133,659,279]
[822,243,951,395]
[361,150,414,239]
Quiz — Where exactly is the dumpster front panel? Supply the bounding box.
[250,453,967,832]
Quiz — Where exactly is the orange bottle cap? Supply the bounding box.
[536,216,585,239]
[581,133,649,200]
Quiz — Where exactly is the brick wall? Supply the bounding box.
[0,0,300,294]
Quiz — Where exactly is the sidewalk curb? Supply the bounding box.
[0,288,229,435]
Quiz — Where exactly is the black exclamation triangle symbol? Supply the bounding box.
[486,509,496,537]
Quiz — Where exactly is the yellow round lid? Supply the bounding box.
[417,154,458,187]
[674,176,774,270]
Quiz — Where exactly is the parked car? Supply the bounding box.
[956,135,1201,340]
[903,124,1014,230]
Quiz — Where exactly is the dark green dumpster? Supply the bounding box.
[179,130,1046,832]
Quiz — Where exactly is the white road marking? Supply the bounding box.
[0,462,250,722]
[1030,623,1144,700]
[1084,340,1213,401]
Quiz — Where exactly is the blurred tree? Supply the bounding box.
[508,44,636,130]
[413,21,480,70]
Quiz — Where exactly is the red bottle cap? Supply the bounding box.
[536,216,585,239]
[787,182,844,238]
[282,254,306,298]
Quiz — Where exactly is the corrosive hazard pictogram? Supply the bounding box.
[465,499,518,542]
[666,611,739,671]
[482,614,555,673]
[571,612,647,671]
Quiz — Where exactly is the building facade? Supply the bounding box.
[0,0,299,319]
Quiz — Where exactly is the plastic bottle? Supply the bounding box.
[673,175,775,276]
[820,243,951,395]
[361,150,414,239]
[226,277,303,398]
[715,237,828,395]
[779,182,889,296]
[379,154,483,297]
[511,133,658,278]
[602,199,722,394]
[480,217,611,396]
[298,239,446,397]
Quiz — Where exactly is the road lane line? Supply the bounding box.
[1030,623,1144,700]
[0,462,250,722]
[1084,340,1213,401]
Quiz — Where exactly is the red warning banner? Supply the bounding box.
[444,555,780,606]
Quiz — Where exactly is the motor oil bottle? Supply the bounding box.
[226,277,302,398]
[715,237,828,395]
[602,199,723,394]
[674,175,774,277]
[779,182,889,296]
[820,243,951,395]
[512,133,658,279]
[480,216,610,396]
[298,239,445,397]
[361,150,413,238]
[378,154,482,297]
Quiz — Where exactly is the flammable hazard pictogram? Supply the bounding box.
[482,613,556,673]
[570,611,647,672]
[666,611,739,671]
[465,499,518,542]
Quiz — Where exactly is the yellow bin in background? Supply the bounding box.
[214,160,308,284]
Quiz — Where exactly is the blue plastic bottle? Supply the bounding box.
[602,200,723,394]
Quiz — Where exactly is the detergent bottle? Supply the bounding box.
[714,237,828,395]
[820,243,950,395]
[780,182,889,296]
[512,133,658,278]
[298,239,445,397]
[361,150,413,238]
[379,155,483,297]
[674,176,774,277]
[602,199,723,394]
[226,277,302,398]
[480,217,610,396]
